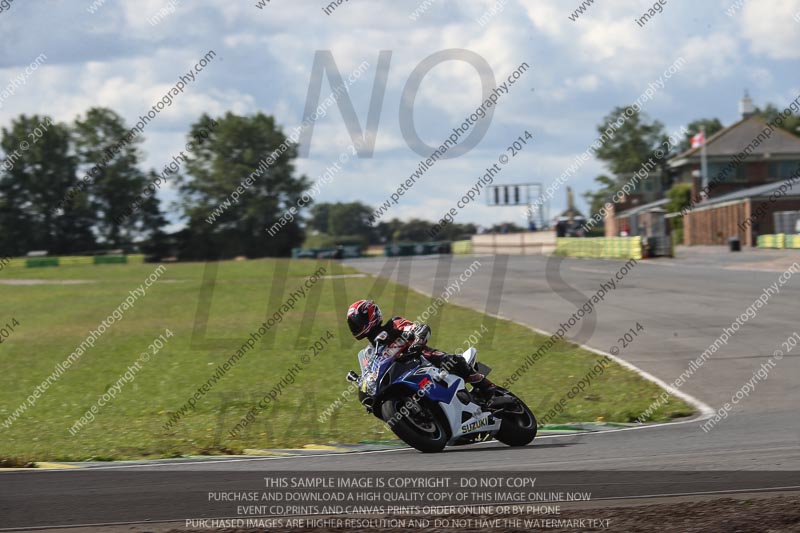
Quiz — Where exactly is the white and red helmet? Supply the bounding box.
[347,299,382,339]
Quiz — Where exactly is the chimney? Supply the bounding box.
[739,90,755,119]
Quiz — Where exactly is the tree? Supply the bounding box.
[0,115,95,255]
[374,218,405,244]
[582,175,617,224]
[486,222,525,233]
[679,118,724,152]
[756,104,800,137]
[132,170,170,259]
[595,106,668,176]
[328,202,373,240]
[392,218,435,242]
[436,222,477,241]
[582,107,674,217]
[308,202,332,234]
[72,107,156,248]
[176,112,309,259]
[305,201,374,247]
[665,183,692,246]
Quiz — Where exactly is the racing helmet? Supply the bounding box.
[347,299,382,339]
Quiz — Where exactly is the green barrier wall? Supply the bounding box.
[25,257,60,268]
[556,237,643,260]
[93,255,127,264]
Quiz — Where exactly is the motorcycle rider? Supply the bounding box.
[346,299,497,394]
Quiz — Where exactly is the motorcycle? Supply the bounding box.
[346,331,537,453]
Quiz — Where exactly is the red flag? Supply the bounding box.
[691,132,705,148]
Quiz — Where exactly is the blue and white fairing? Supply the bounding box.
[356,344,391,397]
[357,345,501,444]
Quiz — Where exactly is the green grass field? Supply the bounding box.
[0,259,693,462]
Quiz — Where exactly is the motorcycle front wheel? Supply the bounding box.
[381,396,449,453]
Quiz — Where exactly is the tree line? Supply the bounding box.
[304,201,476,249]
[0,108,479,260]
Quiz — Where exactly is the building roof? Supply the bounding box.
[615,198,669,219]
[669,115,800,167]
[690,177,800,211]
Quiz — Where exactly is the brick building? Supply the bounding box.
[682,180,800,246]
[668,109,800,202]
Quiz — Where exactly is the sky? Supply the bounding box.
[1,0,799,231]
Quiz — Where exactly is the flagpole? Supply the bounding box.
[700,125,709,199]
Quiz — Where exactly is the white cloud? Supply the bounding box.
[740,0,800,59]
[521,2,565,38]
[675,34,740,85]
[0,0,797,225]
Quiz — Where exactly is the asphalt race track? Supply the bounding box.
[341,250,800,469]
[2,250,799,531]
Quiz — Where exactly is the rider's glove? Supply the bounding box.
[406,343,424,356]
[401,324,430,356]
[412,324,431,346]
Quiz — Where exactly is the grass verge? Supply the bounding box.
[0,258,693,462]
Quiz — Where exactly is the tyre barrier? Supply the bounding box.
[291,246,362,259]
[452,240,472,255]
[758,234,800,249]
[384,242,452,257]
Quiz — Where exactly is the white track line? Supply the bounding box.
[495,313,715,420]
[397,268,716,422]
[1,419,710,473]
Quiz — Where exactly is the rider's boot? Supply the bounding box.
[466,373,499,403]
[443,354,499,400]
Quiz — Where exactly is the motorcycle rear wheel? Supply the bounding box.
[381,397,449,453]
[495,394,537,446]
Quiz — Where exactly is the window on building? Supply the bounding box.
[707,162,734,183]
[768,161,800,180]
[735,163,747,182]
